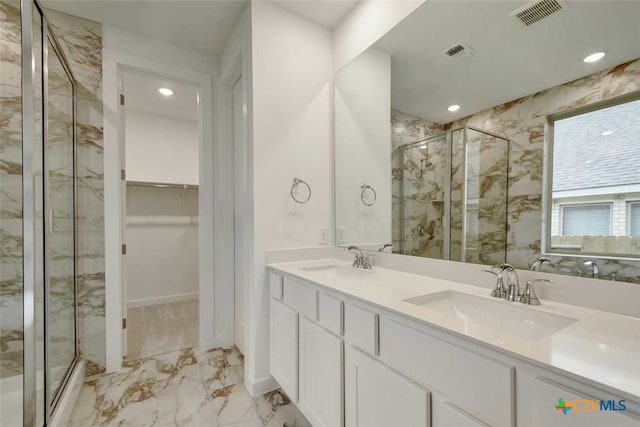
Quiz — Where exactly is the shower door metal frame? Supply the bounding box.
[21,0,80,424]
[398,132,452,258]
[42,14,79,422]
[21,0,39,425]
[456,125,511,263]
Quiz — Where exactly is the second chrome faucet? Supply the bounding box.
[482,263,553,305]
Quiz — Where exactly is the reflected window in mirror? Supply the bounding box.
[547,94,640,258]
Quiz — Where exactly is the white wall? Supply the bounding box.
[335,48,391,247]
[214,3,252,359]
[103,26,217,74]
[125,186,199,306]
[248,0,334,393]
[125,109,199,185]
[333,0,427,71]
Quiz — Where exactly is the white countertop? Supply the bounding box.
[268,258,640,401]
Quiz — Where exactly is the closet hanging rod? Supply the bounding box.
[126,181,199,190]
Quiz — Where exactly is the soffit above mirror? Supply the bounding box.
[372,0,640,124]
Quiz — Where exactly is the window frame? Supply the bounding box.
[628,201,640,237]
[559,202,613,236]
[542,90,640,259]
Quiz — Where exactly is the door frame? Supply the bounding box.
[103,51,215,371]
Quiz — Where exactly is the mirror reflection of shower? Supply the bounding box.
[395,126,509,264]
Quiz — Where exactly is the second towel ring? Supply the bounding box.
[291,178,311,204]
[361,183,377,206]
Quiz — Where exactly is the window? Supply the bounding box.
[561,204,611,236]
[546,93,640,256]
[630,202,640,236]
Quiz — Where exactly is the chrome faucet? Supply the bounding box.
[583,260,599,279]
[498,263,520,302]
[520,279,553,305]
[530,256,552,272]
[347,246,372,269]
[378,243,393,252]
[482,269,507,299]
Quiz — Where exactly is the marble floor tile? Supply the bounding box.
[126,300,199,361]
[68,346,311,427]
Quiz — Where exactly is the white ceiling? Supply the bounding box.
[124,72,198,121]
[271,0,359,28]
[372,1,640,124]
[43,0,358,58]
[42,0,248,57]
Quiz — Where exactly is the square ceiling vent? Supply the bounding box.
[511,0,564,26]
[444,43,475,60]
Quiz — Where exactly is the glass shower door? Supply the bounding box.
[460,128,509,265]
[44,35,77,412]
[400,135,449,258]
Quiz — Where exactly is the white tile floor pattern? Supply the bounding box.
[126,300,199,361]
[69,346,311,427]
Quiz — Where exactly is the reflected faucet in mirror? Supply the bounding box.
[378,243,393,252]
[530,256,552,272]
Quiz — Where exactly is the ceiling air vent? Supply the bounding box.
[511,0,563,26]
[444,43,474,60]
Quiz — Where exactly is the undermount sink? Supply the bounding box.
[403,291,578,339]
[299,264,373,279]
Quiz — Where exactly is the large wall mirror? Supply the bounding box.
[335,0,640,282]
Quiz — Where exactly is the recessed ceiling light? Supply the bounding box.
[448,104,460,112]
[159,87,174,96]
[601,130,614,136]
[583,52,605,63]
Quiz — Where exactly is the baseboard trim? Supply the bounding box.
[245,375,278,397]
[49,360,85,427]
[128,292,198,308]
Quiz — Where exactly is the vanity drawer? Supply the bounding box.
[270,272,283,300]
[345,302,379,356]
[380,317,514,427]
[319,293,343,336]
[283,276,318,320]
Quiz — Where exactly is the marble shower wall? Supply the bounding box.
[390,111,443,254]
[443,58,640,281]
[0,0,23,380]
[45,8,105,374]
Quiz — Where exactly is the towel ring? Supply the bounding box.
[361,183,376,207]
[291,178,311,204]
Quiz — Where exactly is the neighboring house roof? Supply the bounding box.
[553,98,640,192]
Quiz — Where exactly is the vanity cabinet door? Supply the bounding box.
[270,298,298,401]
[345,346,430,427]
[299,317,344,427]
[433,397,490,427]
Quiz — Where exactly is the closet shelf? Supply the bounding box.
[126,180,199,190]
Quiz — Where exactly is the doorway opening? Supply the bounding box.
[120,71,200,361]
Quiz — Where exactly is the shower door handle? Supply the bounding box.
[48,209,54,234]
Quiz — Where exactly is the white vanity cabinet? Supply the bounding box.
[345,345,431,427]
[521,377,640,427]
[299,317,344,427]
[269,298,298,401]
[270,273,344,425]
[268,269,640,427]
